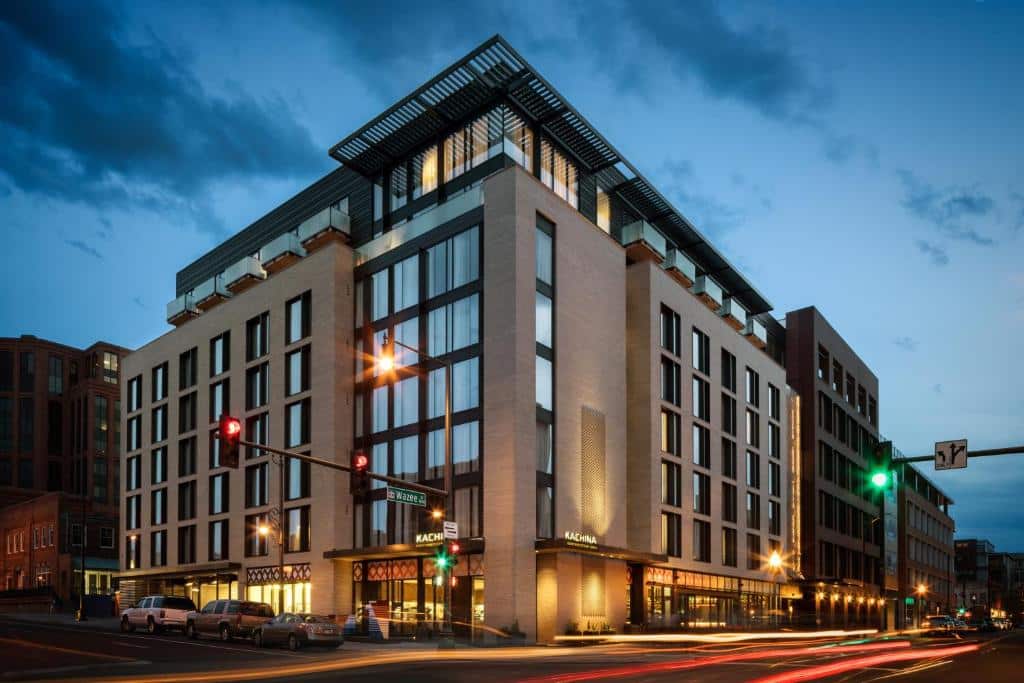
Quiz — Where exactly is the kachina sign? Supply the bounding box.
[564,530,598,550]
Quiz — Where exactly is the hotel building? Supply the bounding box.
[119,36,799,641]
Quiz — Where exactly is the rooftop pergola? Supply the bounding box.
[329,35,772,315]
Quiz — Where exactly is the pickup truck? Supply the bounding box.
[184,599,274,641]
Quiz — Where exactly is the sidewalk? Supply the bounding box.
[0,610,122,632]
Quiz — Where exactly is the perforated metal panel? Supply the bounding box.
[581,406,606,535]
[581,555,606,619]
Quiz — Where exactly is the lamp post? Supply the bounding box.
[916,583,928,629]
[258,503,284,615]
[378,333,454,643]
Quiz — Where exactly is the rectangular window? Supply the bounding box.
[660,306,681,356]
[152,362,168,402]
[178,525,196,564]
[692,519,711,562]
[662,512,681,557]
[150,404,166,444]
[246,362,270,409]
[693,472,710,515]
[393,376,419,428]
[692,328,710,374]
[596,185,611,232]
[746,492,761,529]
[769,461,781,497]
[151,447,167,485]
[411,144,438,198]
[19,352,35,390]
[722,482,737,523]
[723,527,738,566]
[210,331,230,377]
[768,384,781,420]
[745,367,760,406]
[48,355,63,394]
[103,352,118,383]
[453,420,480,475]
[209,379,229,422]
[125,535,140,570]
[92,459,107,502]
[768,422,780,458]
[372,384,388,433]
[537,486,554,539]
[151,488,167,525]
[858,386,867,416]
[179,347,197,390]
[0,351,12,392]
[535,356,552,412]
[209,473,229,514]
[208,520,228,561]
[539,138,578,208]
[94,396,109,452]
[245,462,270,508]
[178,480,196,520]
[692,424,710,468]
[178,392,197,433]
[535,292,553,348]
[661,410,680,456]
[747,534,761,570]
[428,227,481,298]
[285,506,310,552]
[393,254,419,313]
[769,500,781,536]
[246,413,269,459]
[245,513,270,557]
[126,455,140,491]
[246,312,270,361]
[832,359,843,394]
[661,460,681,506]
[535,224,553,286]
[818,345,829,381]
[286,399,311,448]
[746,409,760,447]
[537,421,553,475]
[178,436,196,477]
[721,349,737,392]
[746,451,761,488]
[126,494,140,530]
[692,376,710,421]
[19,397,34,452]
[428,295,480,356]
[286,291,312,344]
[845,373,856,405]
[371,269,389,322]
[394,435,418,481]
[127,375,142,413]
[661,358,680,406]
[286,456,310,500]
[722,394,736,436]
[0,397,12,451]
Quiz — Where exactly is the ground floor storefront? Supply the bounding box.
[789,581,888,629]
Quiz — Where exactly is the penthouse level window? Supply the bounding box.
[539,139,578,209]
[443,108,502,182]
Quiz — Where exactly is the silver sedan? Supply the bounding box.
[253,613,343,650]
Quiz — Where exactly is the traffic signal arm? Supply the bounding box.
[233,437,448,497]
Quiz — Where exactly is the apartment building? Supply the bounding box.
[785,306,886,628]
[119,36,797,641]
[896,463,954,626]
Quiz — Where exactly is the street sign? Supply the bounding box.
[386,485,426,507]
[443,521,458,539]
[935,439,968,470]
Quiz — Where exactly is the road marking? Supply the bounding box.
[114,641,151,649]
[0,636,135,661]
[1,660,150,680]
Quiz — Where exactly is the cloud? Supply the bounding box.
[933,384,942,394]
[656,159,748,238]
[822,132,879,167]
[0,0,326,236]
[892,336,918,352]
[65,239,103,260]
[897,170,997,246]
[914,239,949,266]
[1012,192,1024,232]
[132,296,145,309]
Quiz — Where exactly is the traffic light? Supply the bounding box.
[448,540,460,568]
[350,450,370,496]
[869,441,893,491]
[217,415,241,468]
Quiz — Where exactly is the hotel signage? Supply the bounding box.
[415,532,444,547]
[564,530,598,551]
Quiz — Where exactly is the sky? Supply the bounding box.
[1,1,1022,548]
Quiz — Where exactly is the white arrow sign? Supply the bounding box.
[935,439,968,470]
[443,521,458,539]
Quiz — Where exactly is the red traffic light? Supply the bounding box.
[222,417,241,437]
[217,415,241,468]
[449,541,460,555]
[350,450,370,496]
[354,453,368,471]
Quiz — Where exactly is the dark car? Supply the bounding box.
[968,618,998,633]
[254,613,343,650]
[184,599,275,641]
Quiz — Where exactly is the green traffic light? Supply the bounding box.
[870,471,889,488]
[435,553,450,569]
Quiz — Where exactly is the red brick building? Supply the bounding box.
[0,491,119,600]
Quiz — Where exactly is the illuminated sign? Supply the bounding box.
[564,531,598,550]
[415,532,444,546]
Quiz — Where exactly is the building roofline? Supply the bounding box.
[328,34,773,314]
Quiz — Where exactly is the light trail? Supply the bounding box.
[551,628,878,644]
[748,643,980,683]
[517,641,912,683]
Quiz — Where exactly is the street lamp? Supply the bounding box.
[377,333,454,644]
[916,583,928,628]
[768,550,783,571]
[257,511,283,615]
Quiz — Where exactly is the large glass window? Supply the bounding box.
[693,472,710,515]
[209,473,229,514]
[286,347,310,396]
[371,269,389,322]
[539,138,578,208]
[693,376,710,421]
[662,460,681,506]
[535,292,553,348]
[94,396,109,452]
[152,363,168,402]
[246,363,269,410]
[536,421,552,474]
[722,527,738,567]
[209,380,229,422]
[661,409,680,456]
[428,295,479,356]
[19,352,35,390]
[443,108,502,182]
[453,421,480,475]
[178,437,196,476]
[692,328,710,374]
[661,306,680,356]
[179,347,197,390]
[535,356,553,412]
[151,447,167,485]
[286,291,312,344]
[427,227,480,298]
[746,492,761,530]
[210,332,229,377]
[746,451,761,488]
[372,385,388,433]
[596,186,611,232]
[286,456,310,500]
[151,488,166,525]
[394,436,418,481]
[47,356,63,394]
[428,357,482,414]
[661,358,680,406]
[722,482,737,522]
[245,462,269,508]
[411,145,438,199]
[285,506,310,552]
[393,254,419,312]
[662,512,681,557]
[692,424,710,468]
[393,377,419,428]
[209,520,228,561]
[246,312,269,361]
[502,105,533,171]
[535,229,553,286]
[537,486,553,539]
[693,520,711,562]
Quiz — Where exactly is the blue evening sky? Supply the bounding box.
[2,1,1021,547]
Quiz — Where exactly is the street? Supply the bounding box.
[1,618,1022,682]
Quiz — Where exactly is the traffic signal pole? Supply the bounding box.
[894,445,1024,463]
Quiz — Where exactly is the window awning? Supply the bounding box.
[329,35,772,314]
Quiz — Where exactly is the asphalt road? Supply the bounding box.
[0,618,1020,683]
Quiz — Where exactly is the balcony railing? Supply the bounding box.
[744,317,768,349]
[356,184,484,266]
[620,221,667,261]
[298,205,351,252]
[194,274,231,310]
[224,256,266,293]
[662,248,696,287]
[261,232,306,273]
[166,292,198,325]
[719,297,748,331]
[692,274,724,311]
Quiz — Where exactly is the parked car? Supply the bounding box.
[967,617,998,633]
[184,599,274,641]
[254,613,343,650]
[121,595,197,634]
